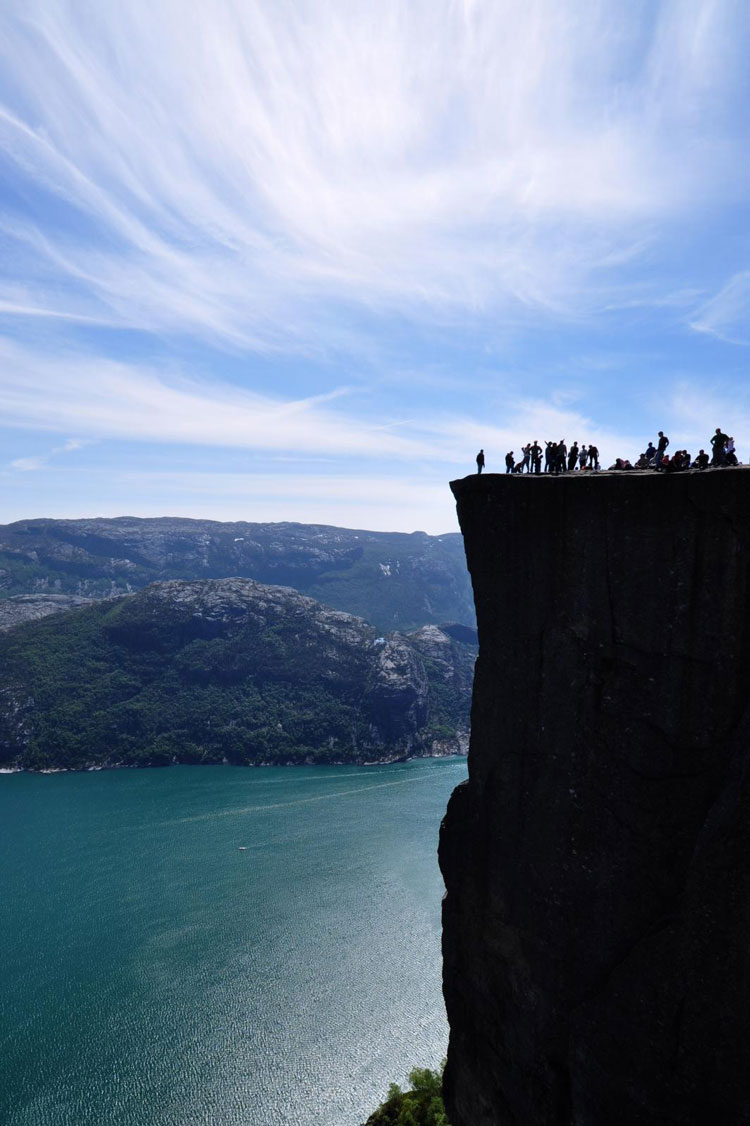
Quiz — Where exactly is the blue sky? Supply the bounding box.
[1,0,749,533]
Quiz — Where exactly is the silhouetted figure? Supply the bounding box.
[579,444,588,470]
[518,444,531,473]
[645,441,656,463]
[711,428,729,466]
[693,449,709,470]
[476,449,485,474]
[531,441,542,474]
[568,442,579,472]
[652,431,669,469]
[557,440,567,474]
[505,451,514,474]
[635,453,650,469]
[726,436,738,465]
[544,441,554,474]
[588,444,599,471]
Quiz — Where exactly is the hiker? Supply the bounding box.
[557,440,567,474]
[652,431,669,469]
[476,449,485,474]
[530,441,542,475]
[578,444,588,470]
[518,444,531,473]
[711,428,729,466]
[505,451,515,474]
[568,442,579,472]
[588,444,600,471]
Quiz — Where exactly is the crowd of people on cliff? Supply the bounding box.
[475,428,739,475]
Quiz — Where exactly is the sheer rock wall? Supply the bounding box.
[440,470,750,1125]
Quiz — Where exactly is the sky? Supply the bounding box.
[1,0,749,534]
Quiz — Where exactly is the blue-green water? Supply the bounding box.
[0,759,466,1126]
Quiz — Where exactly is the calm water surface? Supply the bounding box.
[0,759,466,1126]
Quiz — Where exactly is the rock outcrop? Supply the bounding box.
[440,470,750,1125]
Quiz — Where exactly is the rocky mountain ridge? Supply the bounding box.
[0,517,474,632]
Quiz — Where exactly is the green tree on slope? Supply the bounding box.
[363,1064,449,1125]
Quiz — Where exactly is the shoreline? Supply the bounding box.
[0,744,468,776]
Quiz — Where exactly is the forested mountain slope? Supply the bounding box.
[0,578,475,771]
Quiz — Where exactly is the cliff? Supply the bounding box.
[439,470,750,1125]
[0,578,474,771]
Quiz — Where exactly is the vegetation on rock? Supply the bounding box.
[0,517,474,633]
[0,578,474,771]
[363,1065,449,1125]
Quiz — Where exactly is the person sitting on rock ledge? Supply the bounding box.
[693,449,710,470]
[476,449,485,474]
[726,436,738,465]
[635,452,650,469]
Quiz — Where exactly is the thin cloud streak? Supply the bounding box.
[0,0,744,352]
[689,271,750,345]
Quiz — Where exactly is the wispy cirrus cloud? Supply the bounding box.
[10,436,85,472]
[689,271,750,345]
[0,0,745,352]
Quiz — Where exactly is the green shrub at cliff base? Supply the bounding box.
[362,1065,449,1126]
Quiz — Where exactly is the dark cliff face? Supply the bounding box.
[440,471,750,1126]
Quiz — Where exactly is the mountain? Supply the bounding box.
[0,517,474,633]
[0,578,475,772]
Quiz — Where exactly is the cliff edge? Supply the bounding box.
[439,470,750,1125]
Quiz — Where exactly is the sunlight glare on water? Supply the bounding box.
[0,759,466,1126]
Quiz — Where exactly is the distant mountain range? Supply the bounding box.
[0,578,475,771]
[0,517,474,633]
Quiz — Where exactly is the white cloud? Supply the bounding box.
[0,0,744,351]
[0,338,439,458]
[689,271,750,345]
[9,435,87,471]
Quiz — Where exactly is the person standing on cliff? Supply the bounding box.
[557,440,567,473]
[568,442,579,472]
[579,444,588,470]
[711,428,729,466]
[476,449,485,474]
[588,443,600,471]
[530,441,542,474]
[505,451,514,473]
[653,431,669,469]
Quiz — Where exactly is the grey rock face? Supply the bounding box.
[440,470,750,1126]
[0,594,94,632]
